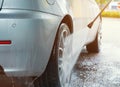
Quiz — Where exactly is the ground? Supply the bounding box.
[71,18,120,87]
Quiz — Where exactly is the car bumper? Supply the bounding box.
[0,9,61,77]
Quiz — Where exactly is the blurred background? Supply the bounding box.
[96,0,120,18]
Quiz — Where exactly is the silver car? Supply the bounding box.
[0,0,102,87]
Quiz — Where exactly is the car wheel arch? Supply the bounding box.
[43,14,73,74]
[50,14,73,59]
[61,15,73,34]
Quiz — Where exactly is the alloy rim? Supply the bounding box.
[58,25,71,87]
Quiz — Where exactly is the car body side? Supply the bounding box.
[0,0,101,77]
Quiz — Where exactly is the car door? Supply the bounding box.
[68,0,90,53]
[69,0,100,45]
[86,0,101,43]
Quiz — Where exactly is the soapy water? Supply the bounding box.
[60,26,89,87]
[0,25,89,87]
[22,27,89,87]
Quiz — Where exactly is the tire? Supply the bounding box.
[86,32,102,53]
[34,23,72,87]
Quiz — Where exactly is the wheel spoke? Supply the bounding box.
[58,25,71,87]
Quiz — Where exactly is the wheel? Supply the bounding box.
[34,23,72,87]
[86,31,102,53]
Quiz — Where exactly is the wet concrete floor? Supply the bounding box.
[71,18,120,87]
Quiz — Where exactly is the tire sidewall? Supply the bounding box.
[46,23,71,87]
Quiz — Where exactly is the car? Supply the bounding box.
[0,0,102,87]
